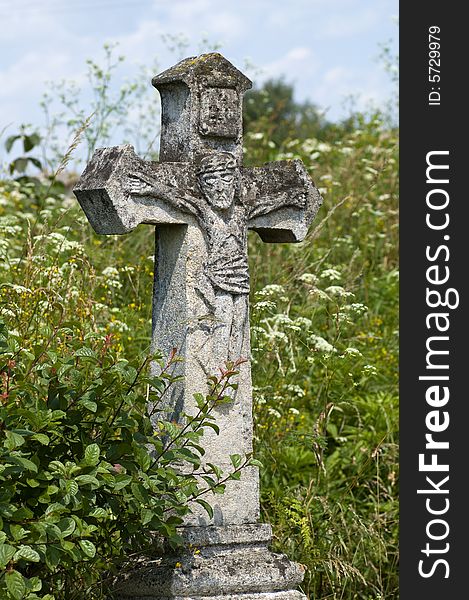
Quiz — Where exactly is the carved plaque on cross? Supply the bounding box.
[74,53,322,527]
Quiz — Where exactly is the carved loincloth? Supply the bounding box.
[206,232,250,295]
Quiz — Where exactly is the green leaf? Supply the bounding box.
[14,545,40,562]
[27,576,42,592]
[206,463,223,479]
[11,506,34,521]
[194,498,213,519]
[5,134,21,153]
[75,474,100,487]
[203,422,220,435]
[84,443,100,466]
[193,392,206,409]
[79,399,98,412]
[248,458,263,468]
[45,545,61,569]
[10,157,29,174]
[57,517,76,538]
[5,570,26,600]
[48,460,67,475]
[134,446,151,471]
[31,433,50,445]
[9,526,28,542]
[230,454,242,469]
[4,431,25,450]
[75,346,97,358]
[23,133,41,152]
[44,502,67,517]
[89,508,107,519]
[140,508,153,525]
[113,474,132,490]
[0,543,16,568]
[78,539,96,558]
[65,480,79,495]
[8,455,38,473]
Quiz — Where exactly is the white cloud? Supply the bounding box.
[259,47,319,85]
[320,7,382,39]
[312,64,390,117]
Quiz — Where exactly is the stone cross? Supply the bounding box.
[74,53,322,599]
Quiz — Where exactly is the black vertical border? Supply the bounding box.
[400,3,466,598]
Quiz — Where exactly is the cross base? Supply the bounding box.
[113,524,307,599]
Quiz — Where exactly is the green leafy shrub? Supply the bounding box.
[0,316,248,599]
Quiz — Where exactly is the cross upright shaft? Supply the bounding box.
[74,53,322,527]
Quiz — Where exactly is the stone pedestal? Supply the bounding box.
[113,525,307,600]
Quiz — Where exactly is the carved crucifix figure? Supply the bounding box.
[74,53,322,528]
[126,150,310,365]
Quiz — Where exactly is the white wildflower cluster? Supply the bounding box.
[5,284,33,295]
[345,303,368,316]
[269,313,301,331]
[0,239,9,260]
[255,284,287,301]
[42,232,85,253]
[294,316,312,330]
[298,273,318,286]
[341,347,363,358]
[285,384,305,398]
[253,389,267,405]
[108,319,130,333]
[101,266,122,289]
[300,138,332,160]
[247,132,264,140]
[41,266,64,287]
[320,268,342,282]
[67,287,80,299]
[252,300,277,313]
[308,287,332,302]
[267,407,282,419]
[362,364,378,376]
[309,334,336,355]
[0,215,22,236]
[325,286,355,300]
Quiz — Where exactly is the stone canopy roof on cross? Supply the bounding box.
[152,53,252,91]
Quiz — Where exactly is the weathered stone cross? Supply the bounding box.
[74,54,322,530]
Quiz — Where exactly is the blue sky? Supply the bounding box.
[0,0,397,145]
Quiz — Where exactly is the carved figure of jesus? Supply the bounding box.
[127,151,307,365]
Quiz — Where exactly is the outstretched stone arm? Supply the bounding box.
[247,188,307,219]
[243,159,323,243]
[73,145,199,234]
[127,172,201,217]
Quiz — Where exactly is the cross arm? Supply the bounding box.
[73,144,196,235]
[243,159,322,243]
